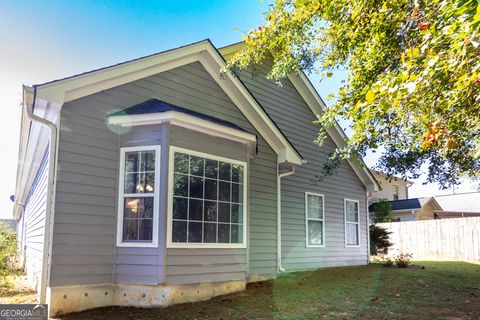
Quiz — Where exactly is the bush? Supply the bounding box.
[395,253,413,268]
[371,199,393,223]
[369,224,393,256]
[0,222,17,289]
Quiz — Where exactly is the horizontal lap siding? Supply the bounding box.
[52,61,278,287]
[23,149,49,290]
[162,63,277,283]
[116,125,166,285]
[51,99,119,286]
[238,58,368,271]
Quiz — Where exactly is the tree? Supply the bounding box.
[371,199,394,223]
[369,225,393,256]
[227,0,480,187]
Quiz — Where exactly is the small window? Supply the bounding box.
[305,192,324,247]
[117,146,160,247]
[345,199,360,247]
[393,185,399,200]
[168,147,246,248]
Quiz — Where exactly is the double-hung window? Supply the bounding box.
[344,199,360,247]
[168,147,247,248]
[117,146,160,247]
[305,192,325,247]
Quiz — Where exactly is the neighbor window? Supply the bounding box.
[393,185,399,200]
[345,199,360,246]
[305,192,325,247]
[169,147,246,247]
[117,146,160,247]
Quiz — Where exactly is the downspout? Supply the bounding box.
[24,86,58,304]
[277,166,296,273]
[366,190,371,265]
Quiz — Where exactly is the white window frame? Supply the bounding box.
[305,192,325,248]
[116,145,161,248]
[167,146,248,249]
[344,198,360,247]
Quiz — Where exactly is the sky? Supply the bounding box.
[0,1,475,218]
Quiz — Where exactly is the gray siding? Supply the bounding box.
[237,58,369,271]
[23,149,49,290]
[51,61,278,286]
[115,125,167,285]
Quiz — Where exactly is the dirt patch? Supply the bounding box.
[0,275,38,304]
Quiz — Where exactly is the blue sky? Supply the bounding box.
[0,1,471,218]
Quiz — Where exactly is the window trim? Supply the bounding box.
[116,145,161,248]
[344,198,360,248]
[392,184,399,200]
[305,192,325,248]
[166,146,248,249]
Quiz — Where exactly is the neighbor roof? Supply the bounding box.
[369,198,422,212]
[434,192,480,212]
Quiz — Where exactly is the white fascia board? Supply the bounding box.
[109,111,257,147]
[33,40,302,166]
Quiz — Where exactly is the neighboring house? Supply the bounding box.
[0,218,17,232]
[369,197,443,222]
[368,171,444,221]
[13,40,379,316]
[433,192,480,219]
[369,170,413,202]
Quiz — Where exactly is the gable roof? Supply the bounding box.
[28,39,303,166]
[219,42,380,191]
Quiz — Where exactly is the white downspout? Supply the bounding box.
[24,86,58,304]
[277,166,296,273]
[366,190,371,264]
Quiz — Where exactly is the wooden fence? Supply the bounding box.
[377,216,480,262]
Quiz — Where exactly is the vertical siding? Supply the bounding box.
[237,57,369,271]
[23,149,49,290]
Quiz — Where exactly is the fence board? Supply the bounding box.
[378,217,480,262]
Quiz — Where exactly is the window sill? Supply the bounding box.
[167,242,247,249]
[116,242,158,248]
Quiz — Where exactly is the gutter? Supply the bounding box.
[24,86,59,304]
[277,166,296,273]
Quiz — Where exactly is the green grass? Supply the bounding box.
[60,262,480,320]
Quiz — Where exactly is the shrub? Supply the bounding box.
[369,224,393,256]
[0,221,17,289]
[395,253,413,268]
[371,199,393,223]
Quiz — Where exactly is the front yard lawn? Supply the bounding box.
[60,261,480,319]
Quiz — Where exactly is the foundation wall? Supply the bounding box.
[47,280,246,317]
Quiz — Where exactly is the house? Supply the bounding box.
[369,170,412,202]
[368,171,442,221]
[13,40,379,316]
[0,218,17,232]
[369,197,443,221]
[433,192,480,219]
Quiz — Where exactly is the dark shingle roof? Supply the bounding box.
[108,99,251,134]
[369,198,422,212]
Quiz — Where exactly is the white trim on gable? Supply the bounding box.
[31,40,302,166]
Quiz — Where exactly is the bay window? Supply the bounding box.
[168,147,247,248]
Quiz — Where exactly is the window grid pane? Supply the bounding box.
[345,200,359,245]
[172,151,245,245]
[306,194,324,246]
[121,148,157,243]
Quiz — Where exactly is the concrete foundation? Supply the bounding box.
[47,280,246,317]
